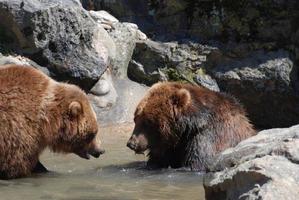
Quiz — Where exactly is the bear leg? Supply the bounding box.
[0,161,32,179]
[32,161,48,173]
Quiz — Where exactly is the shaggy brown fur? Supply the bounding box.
[127,82,256,171]
[0,64,104,179]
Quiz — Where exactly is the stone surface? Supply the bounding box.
[89,68,118,109]
[212,50,299,128]
[92,78,148,125]
[80,0,298,43]
[89,10,119,24]
[205,155,299,200]
[194,74,220,92]
[89,10,119,31]
[80,0,152,34]
[92,24,116,68]
[0,54,49,75]
[107,22,138,78]
[128,39,216,86]
[0,0,109,90]
[204,125,299,200]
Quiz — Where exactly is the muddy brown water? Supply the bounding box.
[0,123,205,200]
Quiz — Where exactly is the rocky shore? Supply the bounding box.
[204,125,299,200]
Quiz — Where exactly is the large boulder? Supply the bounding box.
[204,125,299,200]
[212,50,299,128]
[89,10,147,78]
[128,39,217,87]
[0,0,109,90]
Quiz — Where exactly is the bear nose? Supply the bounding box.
[127,140,136,150]
[89,147,105,158]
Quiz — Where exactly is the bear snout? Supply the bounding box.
[75,143,105,159]
[127,139,136,151]
[127,135,139,151]
[88,147,105,158]
[127,135,147,154]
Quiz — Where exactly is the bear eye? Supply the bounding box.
[85,132,96,143]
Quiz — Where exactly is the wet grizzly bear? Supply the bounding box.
[127,82,256,171]
[0,65,105,179]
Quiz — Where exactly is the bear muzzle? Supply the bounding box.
[126,140,136,151]
[126,136,147,154]
[88,147,105,158]
[76,147,105,159]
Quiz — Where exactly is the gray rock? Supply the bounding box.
[89,68,118,109]
[136,30,147,41]
[100,0,298,43]
[128,59,167,85]
[205,156,299,200]
[210,125,299,171]
[89,10,119,31]
[212,50,299,128]
[92,24,116,68]
[89,10,119,24]
[0,54,49,75]
[80,0,151,33]
[194,74,220,92]
[128,39,216,85]
[0,0,108,90]
[91,79,110,96]
[108,22,138,78]
[204,125,299,200]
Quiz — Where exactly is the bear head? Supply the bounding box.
[49,84,105,159]
[127,82,191,159]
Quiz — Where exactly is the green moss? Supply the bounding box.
[161,68,185,82]
[161,67,207,85]
[195,68,206,76]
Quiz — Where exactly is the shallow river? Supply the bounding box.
[0,123,205,200]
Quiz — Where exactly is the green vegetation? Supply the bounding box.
[161,67,206,85]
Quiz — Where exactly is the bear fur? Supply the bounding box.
[127,82,256,171]
[0,64,104,179]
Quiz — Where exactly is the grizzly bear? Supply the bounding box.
[127,82,256,171]
[0,64,105,179]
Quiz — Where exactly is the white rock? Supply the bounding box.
[101,23,113,30]
[89,10,119,23]
[90,71,111,96]
[123,22,138,30]
[0,55,31,66]
[95,79,110,95]
[136,30,147,40]
[92,24,116,64]
[89,69,118,108]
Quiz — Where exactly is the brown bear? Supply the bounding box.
[0,64,105,179]
[127,82,256,171]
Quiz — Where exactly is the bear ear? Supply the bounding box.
[171,88,191,108]
[69,101,82,118]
